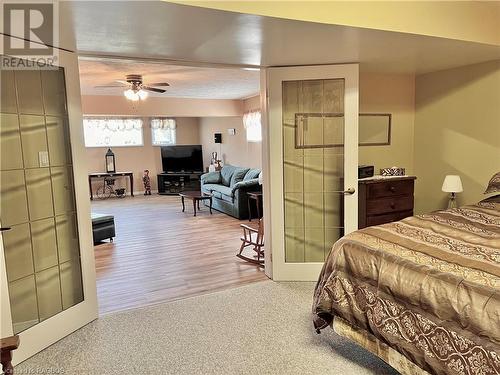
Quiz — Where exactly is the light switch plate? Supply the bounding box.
[227,128,236,135]
[38,151,49,167]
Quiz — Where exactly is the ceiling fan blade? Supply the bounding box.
[143,86,166,93]
[94,85,128,88]
[146,82,170,87]
[115,80,131,85]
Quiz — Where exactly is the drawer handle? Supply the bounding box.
[389,186,396,192]
[390,202,396,209]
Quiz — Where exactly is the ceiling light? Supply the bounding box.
[138,89,148,100]
[124,89,140,101]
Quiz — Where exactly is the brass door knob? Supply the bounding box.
[343,188,356,195]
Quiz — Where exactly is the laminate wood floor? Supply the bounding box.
[92,194,268,315]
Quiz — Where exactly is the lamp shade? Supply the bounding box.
[442,175,463,193]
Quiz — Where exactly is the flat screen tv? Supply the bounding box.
[161,145,203,173]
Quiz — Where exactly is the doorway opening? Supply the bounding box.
[78,57,267,314]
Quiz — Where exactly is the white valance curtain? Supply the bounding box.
[150,118,177,130]
[82,117,144,147]
[150,118,177,145]
[84,117,143,131]
[243,110,262,142]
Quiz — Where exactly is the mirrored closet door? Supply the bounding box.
[1,66,84,334]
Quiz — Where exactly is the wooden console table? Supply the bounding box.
[89,172,134,200]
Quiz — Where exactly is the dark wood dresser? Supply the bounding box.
[358,176,416,229]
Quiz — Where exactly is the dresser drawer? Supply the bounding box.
[367,179,414,199]
[366,195,414,215]
[366,210,413,227]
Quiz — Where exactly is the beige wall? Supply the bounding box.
[414,60,500,214]
[81,95,243,117]
[86,117,200,192]
[199,116,262,170]
[359,73,415,175]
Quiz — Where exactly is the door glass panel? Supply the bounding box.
[35,266,63,321]
[283,79,345,262]
[0,69,17,113]
[41,70,68,116]
[25,168,54,221]
[56,214,80,263]
[46,116,71,166]
[60,259,84,310]
[0,65,84,334]
[9,276,39,333]
[3,223,34,282]
[31,218,58,271]
[51,167,76,214]
[0,170,29,226]
[15,70,44,115]
[19,115,48,169]
[0,113,23,170]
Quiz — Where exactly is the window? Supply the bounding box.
[151,118,176,146]
[83,117,143,147]
[243,111,262,142]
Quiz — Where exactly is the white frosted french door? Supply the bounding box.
[265,64,359,281]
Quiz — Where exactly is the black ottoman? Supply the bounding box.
[91,213,116,244]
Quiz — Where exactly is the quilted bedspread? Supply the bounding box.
[313,202,500,375]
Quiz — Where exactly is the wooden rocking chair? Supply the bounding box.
[237,218,264,266]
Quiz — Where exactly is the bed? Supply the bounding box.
[312,199,499,375]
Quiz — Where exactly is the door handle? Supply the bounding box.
[343,187,356,195]
[0,227,12,232]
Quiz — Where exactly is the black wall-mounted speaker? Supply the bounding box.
[214,133,222,143]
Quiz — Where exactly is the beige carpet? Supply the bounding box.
[17,281,399,375]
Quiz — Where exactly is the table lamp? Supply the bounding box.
[442,175,463,208]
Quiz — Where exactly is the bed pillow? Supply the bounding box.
[480,194,500,203]
[484,172,500,194]
[230,167,250,187]
[243,168,261,181]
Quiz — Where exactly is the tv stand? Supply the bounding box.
[157,172,203,195]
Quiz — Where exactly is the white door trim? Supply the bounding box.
[266,64,359,281]
[0,48,98,365]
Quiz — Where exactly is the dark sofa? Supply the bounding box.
[201,165,261,219]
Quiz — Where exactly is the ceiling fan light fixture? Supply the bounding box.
[138,89,148,100]
[124,88,139,101]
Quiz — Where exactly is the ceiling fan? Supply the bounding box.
[95,74,170,101]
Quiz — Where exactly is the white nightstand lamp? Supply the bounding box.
[442,175,463,209]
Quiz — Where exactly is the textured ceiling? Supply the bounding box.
[79,58,260,99]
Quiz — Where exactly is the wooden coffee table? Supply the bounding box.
[179,191,212,217]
